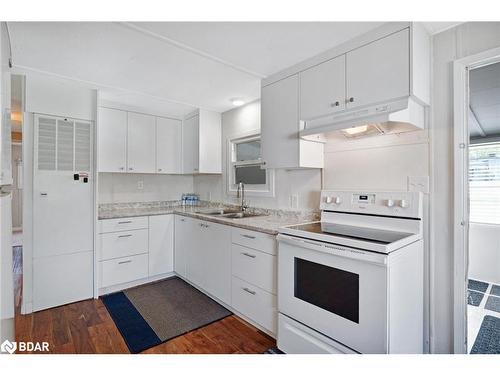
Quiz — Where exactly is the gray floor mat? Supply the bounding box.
[471,315,500,354]
[485,295,500,313]
[468,279,489,293]
[468,290,484,306]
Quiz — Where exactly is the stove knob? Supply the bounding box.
[334,196,342,205]
[325,196,333,204]
[398,199,408,208]
[386,199,395,207]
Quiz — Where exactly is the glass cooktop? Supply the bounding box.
[285,222,413,245]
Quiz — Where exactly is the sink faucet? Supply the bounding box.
[237,182,248,212]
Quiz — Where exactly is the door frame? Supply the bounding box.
[453,46,500,354]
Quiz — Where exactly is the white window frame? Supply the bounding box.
[226,131,274,197]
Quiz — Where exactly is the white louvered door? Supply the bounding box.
[33,114,94,311]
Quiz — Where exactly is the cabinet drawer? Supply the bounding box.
[231,244,276,294]
[99,216,149,233]
[231,227,276,255]
[99,254,148,288]
[99,229,148,261]
[231,276,277,334]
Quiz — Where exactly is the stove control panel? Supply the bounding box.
[320,190,423,219]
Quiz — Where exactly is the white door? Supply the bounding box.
[174,215,188,277]
[300,55,346,120]
[98,107,127,173]
[127,112,155,173]
[33,115,93,311]
[156,117,182,174]
[346,28,410,109]
[203,221,231,304]
[182,114,199,174]
[261,74,300,169]
[148,214,174,276]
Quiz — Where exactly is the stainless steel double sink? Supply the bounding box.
[195,208,265,219]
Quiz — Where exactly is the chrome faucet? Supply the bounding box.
[237,182,248,212]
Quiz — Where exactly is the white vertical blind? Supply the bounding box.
[469,142,500,224]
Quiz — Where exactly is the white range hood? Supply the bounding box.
[300,97,425,140]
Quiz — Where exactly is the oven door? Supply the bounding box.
[278,234,389,354]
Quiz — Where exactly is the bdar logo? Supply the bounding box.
[1,340,17,354]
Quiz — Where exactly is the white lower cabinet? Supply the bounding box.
[174,215,191,278]
[98,214,174,293]
[149,215,174,276]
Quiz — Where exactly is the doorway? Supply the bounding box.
[454,49,500,354]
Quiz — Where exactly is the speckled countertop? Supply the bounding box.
[98,201,319,235]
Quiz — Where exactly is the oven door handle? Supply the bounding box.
[277,234,388,265]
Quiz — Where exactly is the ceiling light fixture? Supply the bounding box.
[231,98,245,107]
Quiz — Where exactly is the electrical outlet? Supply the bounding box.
[137,180,144,190]
[408,176,429,193]
[290,194,299,209]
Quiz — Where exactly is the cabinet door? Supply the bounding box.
[300,55,346,120]
[203,221,231,305]
[156,117,182,174]
[346,28,410,109]
[174,215,188,277]
[127,112,156,173]
[186,219,206,288]
[182,114,199,174]
[98,108,127,172]
[149,215,174,277]
[261,74,300,169]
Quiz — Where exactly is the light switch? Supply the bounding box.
[408,176,429,194]
[137,180,144,190]
[290,194,299,209]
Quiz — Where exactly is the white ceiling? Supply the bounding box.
[469,61,500,139]
[8,22,460,117]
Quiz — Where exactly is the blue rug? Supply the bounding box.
[471,315,500,354]
[102,277,231,353]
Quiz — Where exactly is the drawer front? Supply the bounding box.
[99,254,148,288]
[231,227,276,255]
[99,216,149,233]
[99,229,148,261]
[231,276,277,334]
[231,244,276,294]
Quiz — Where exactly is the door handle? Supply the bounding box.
[242,287,256,295]
[118,234,132,238]
[242,234,256,239]
[118,221,132,224]
[40,192,48,196]
[118,260,132,265]
[241,252,256,259]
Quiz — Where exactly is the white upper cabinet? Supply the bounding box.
[182,109,221,174]
[127,112,156,173]
[346,29,410,109]
[98,108,127,173]
[156,117,182,174]
[261,74,324,169]
[300,55,346,121]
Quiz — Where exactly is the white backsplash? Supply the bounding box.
[98,172,194,204]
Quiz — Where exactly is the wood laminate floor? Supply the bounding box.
[13,246,275,354]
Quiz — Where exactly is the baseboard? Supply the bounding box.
[98,272,176,296]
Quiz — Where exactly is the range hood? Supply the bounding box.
[300,97,425,140]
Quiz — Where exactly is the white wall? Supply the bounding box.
[431,22,500,353]
[469,223,500,285]
[194,100,322,211]
[98,173,194,203]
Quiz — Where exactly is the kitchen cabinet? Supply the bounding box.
[98,107,127,172]
[149,215,174,277]
[299,55,346,120]
[156,117,182,174]
[346,28,410,109]
[261,74,324,169]
[174,215,190,278]
[127,112,156,173]
[182,109,222,174]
